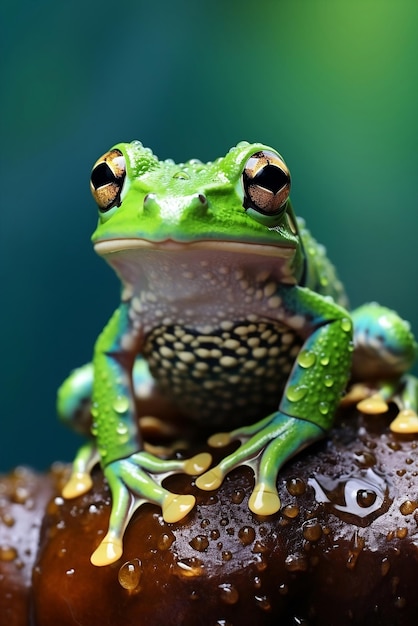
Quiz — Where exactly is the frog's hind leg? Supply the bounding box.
[350,303,418,432]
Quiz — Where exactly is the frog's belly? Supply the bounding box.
[142,320,303,428]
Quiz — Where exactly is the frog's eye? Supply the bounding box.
[242,150,291,215]
[90,149,126,212]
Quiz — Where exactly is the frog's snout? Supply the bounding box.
[143,192,209,222]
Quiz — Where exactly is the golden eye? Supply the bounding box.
[242,150,291,215]
[90,149,126,212]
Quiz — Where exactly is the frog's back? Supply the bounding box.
[298,218,348,308]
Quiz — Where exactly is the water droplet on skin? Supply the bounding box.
[341,318,352,333]
[113,396,130,414]
[286,477,306,496]
[238,526,256,546]
[286,385,308,402]
[98,447,108,459]
[189,535,209,552]
[116,422,128,435]
[118,558,142,590]
[219,583,239,605]
[400,500,418,515]
[297,350,316,368]
[319,402,329,415]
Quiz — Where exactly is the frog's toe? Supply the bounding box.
[390,409,418,433]
[183,452,212,475]
[357,393,389,415]
[195,466,224,491]
[162,493,196,523]
[63,441,100,499]
[62,471,93,499]
[248,483,281,516]
[90,532,123,567]
[207,432,233,448]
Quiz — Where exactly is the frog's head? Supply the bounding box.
[90,141,304,288]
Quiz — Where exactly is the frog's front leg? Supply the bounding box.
[61,303,211,567]
[196,286,353,515]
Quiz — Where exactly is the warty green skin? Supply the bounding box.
[57,140,418,566]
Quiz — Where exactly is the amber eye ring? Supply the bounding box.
[242,150,291,215]
[90,149,126,212]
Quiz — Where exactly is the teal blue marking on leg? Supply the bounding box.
[57,363,93,431]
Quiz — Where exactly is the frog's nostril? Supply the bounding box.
[190,193,209,217]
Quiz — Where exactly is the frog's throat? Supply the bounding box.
[94,238,296,260]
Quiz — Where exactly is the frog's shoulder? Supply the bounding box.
[297,217,348,308]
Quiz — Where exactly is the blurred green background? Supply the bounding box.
[2,0,418,470]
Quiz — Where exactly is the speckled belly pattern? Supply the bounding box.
[142,319,303,428]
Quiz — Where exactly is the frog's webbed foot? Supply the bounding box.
[196,413,323,516]
[89,450,211,567]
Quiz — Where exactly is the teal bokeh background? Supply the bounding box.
[2,0,418,470]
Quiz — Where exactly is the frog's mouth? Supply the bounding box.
[94,237,296,259]
[94,237,301,287]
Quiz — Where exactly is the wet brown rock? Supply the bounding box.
[31,409,418,626]
[2,408,418,625]
[0,465,65,626]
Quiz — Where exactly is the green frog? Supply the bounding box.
[58,140,418,566]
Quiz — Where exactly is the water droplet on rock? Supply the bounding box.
[118,558,142,591]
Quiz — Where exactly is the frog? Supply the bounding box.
[57,140,418,567]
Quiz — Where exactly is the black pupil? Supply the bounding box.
[91,162,117,190]
[253,164,288,193]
